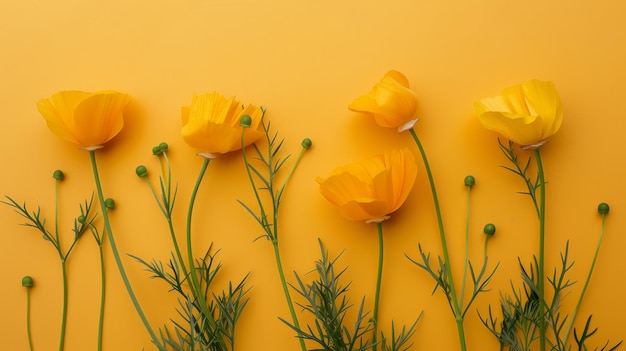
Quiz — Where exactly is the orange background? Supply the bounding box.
[1,0,625,350]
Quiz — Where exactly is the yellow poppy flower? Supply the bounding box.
[316,148,417,223]
[349,70,419,132]
[475,79,563,148]
[36,90,131,150]
[181,92,264,158]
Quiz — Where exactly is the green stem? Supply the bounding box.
[184,158,222,349]
[97,241,106,351]
[272,239,306,351]
[277,146,307,200]
[460,183,472,307]
[372,222,385,351]
[483,236,489,263]
[561,212,607,345]
[239,124,306,351]
[409,128,466,351]
[88,150,164,351]
[59,259,68,351]
[26,287,34,351]
[533,148,546,351]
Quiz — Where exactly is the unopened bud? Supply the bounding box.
[52,170,65,181]
[22,276,34,288]
[483,223,496,237]
[301,138,312,149]
[598,202,610,215]
[464,175,475,187]
[239,115,252,128]
[104,198,115,210]
[135,165,148,178]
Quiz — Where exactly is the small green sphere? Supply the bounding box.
[104,198,115,210]
[52,170,65,181]
[22,276,34,288]
[301,138,313,149]
[483,223,496,236]
[598,202,610,215]
[464,175,475,187]
[152,142,169,155]
[77,215,86,224]
[239,115,252,128]
[135,165,148,178]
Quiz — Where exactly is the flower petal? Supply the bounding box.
[522,80,563,138]
[317,148,417,222]
[72,92,129,147]
[478,111,544,146]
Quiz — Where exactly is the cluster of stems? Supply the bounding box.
[239,114,311,351]
[406,126,497,351]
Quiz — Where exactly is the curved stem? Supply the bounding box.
[59,259,68,351]
[184,158,222,348]
[97,242,106,351]
[25,287,34,351]
[533,148,546,351]
[240,124,306,351]
[372,222,385,351]
[409,128,466,351]
[272,240,306,351]
[88,151,164,351]
[561,212,607,344]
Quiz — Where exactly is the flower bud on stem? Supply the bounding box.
[22,276,34,351]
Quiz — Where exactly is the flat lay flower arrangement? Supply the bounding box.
[6,72,622,351]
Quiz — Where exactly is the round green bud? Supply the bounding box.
[239,115,252,128]
[597,202,610,215]
[464,175,475,187]
[77,215,86,224]
[152,142,169,155]
[483,223,496,236]
[52,170,65,181]
[135,165,148,178]
[22,276,34,288]
[301,138,312,149]
[104,198,115,210]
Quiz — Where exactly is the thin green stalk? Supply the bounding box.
[277,144,308,200]
[239,123,307,351]
[54,176,68,351]
[156,152,191,287]
[409,128,466,351]
[271,240,306,351]
[483,236,489,263]
[372,222,385,351]
[143,177,168,217]
[460,182,472,307]
[184,157,222,349]
[88,150,165,351]
[533,148,546,351]
[59,260,68,351]
[25,285,34,351]
[96,241,106,351]
[561,209,608,344]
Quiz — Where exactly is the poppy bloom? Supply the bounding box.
[317,148,417,223]
[349,70,419,132]
[36,90,131,150]
[181,92,264,158]
[475,79,563,148]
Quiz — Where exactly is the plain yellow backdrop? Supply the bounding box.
[1,0,625,350]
